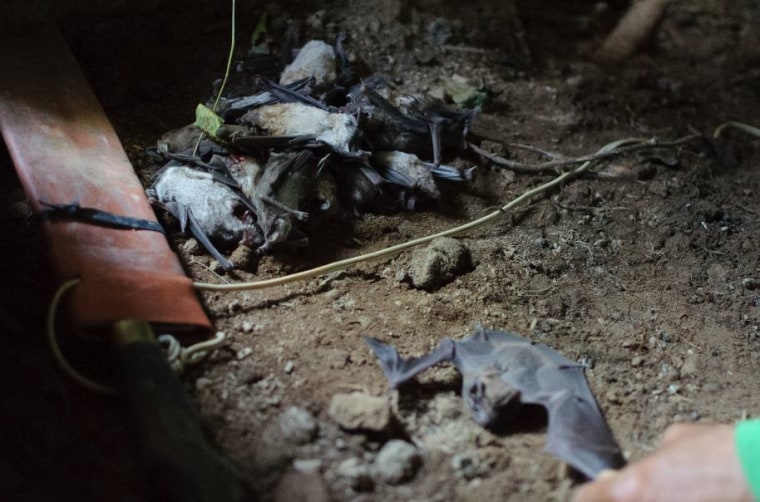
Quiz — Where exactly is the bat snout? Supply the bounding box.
[464,378,522,428]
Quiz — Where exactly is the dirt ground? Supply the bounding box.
[2,1,760,500]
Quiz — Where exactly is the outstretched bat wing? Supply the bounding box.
[363,336,455,388]
[539,374,626,479]
[488,334,625,479]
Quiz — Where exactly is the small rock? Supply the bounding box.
[230,244,256,269]
[305,10,326,30]
[605,388,622,405]
[7,200,31,221]
[279,406,318,445]
[209,259,226,274]
[371,440,421,485]
[181,238,202,255]
[631,356,644,367]
[451,452,489,479]
[280,40,337,90]
[430,394,462,422]
[195,376,213,391]
[328,393,391,432]
[284,361,295,374]
[658,363,679,380]
[241,321,253,333]
[294,459,322,473]
[236,346,253,360]
[742,278,759,290]
[680,351,699,378]
[336,457,374,491]
[237,362,263,384]
[407,237,473,291]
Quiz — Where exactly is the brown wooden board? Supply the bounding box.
[0,25,211,339]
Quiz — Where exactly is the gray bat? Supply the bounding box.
[364,327,625,480]
[148,165,263,270]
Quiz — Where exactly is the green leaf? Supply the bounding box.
[194,103,224,138]
[251,12,268,47]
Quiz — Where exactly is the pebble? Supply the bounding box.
[241,321,253,333]
[605,388,622,405]
[294,458,322,473]
[284,360,295,374]
[209,259,226,274]
[328,393,391,432]
[230,244,255,269]
[407,237,473,291]
[181,237,201,255]
[371,440,421,485]
[336,457,374,491]
[7,200,31,220]
[236,347,253,360]
[742,278,758,290]
[429,394,462,423]
[278,406,318,445]
[451,452,490,479]
[680,350,699,378]
[631,355,644,367]
[195,376,213,390]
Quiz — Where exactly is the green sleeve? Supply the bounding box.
[736,419,760,500]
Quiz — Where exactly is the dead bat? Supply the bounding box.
[354,80,473,166]
[364,327,625,480]
[147,165,263,270]
[239,101,358,154]
[232,150,321,252]
[372,150,474,201]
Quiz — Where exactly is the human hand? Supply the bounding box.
[572,423,754,502]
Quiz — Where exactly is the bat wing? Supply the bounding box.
[475,330,624,479]
[510,344,624,479]
[363,336,456,388]
[163,201,234,271]
[537,367,626,479]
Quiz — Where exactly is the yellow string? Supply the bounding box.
[46,277,117,395]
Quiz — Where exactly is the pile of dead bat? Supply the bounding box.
[147,39,475,270]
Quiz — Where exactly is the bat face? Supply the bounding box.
[462,370,522,427]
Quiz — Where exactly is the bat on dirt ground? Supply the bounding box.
[148,165,263,270]
[364,326,625,479]
[356,81,473,166]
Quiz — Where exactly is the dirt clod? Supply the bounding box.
[406,237,473,291]
[371,440,422,485]
[335,457,374,491]
[278,406,319,445]
[328,393,392,432]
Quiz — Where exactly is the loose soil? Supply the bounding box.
[2,1,759,500]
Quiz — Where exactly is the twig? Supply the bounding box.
[468,134,700,174]
[503,142,564,160]
[440,44,497,55]
[193,138,644,292]
[713,121,760,139]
